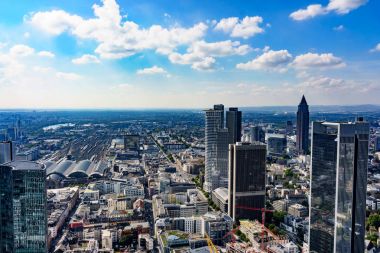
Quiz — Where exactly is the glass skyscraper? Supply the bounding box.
[228,142,266,221]
[296,95,309,154]
[309,119,369,253]
[226,107,242,145]
[0,161,47,253]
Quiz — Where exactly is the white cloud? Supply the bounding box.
[28,10,83,35]
[326,0,368,14]
[236,50,293,72]
[290,0,368,21]
[72,54,100,64]
[333,25,345,31]
[27,0,208,59]
[298,75,346,90]
[214,16,264,39]
[56,72,82,80]
[137,66,167,75]
[191,57,216,71]
[9,44,35,57]
[38,51,55,58]
[370,43,380,53]
[169,40,250,71]
[33,66,52,73]
[293,53,345,69]
[290,4,327,21]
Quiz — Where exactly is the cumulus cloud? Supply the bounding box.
[9,44,35,57]
[237,51,345,72]
[326,0,368,14]
[290,4,327,21]
[27,0,208,59]
[292,53,345,69]
[214,16,264,39]
[38,51,55,58]
[56,72,82,80]
[370,43,380,53]
[137,66,167,75]
[236,50,293,72]
[169,40,250,71]
[290,0,368,21]
[72,54,100,64]
[298,75,346,90]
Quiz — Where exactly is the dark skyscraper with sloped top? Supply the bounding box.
[296,95,309,154]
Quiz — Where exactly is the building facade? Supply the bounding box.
[228,142,266,221]
[226,107,242,145]
[250,126,265,143]
[0,161,47,252]
[0,141,15,164]
[309,120,369,253]
[266,134,287,156]
[296,95,309,154]
[204,104,224,192]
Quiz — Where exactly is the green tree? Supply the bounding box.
[273,211,286,226]
[368,213,380,229]
[367,233,378,245]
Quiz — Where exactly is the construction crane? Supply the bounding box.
[235,206,274,252]
[205,232,218,253]
[222,226,239,246]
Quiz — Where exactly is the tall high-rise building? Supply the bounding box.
[0,141,15,164]
[204,104,224,192]
[0,161,47,252]
[296,95,309,154]
[309,119,369,253]
[375,134,380,152]
[226,107,242,145]
[266,134,287,156]
[216,129,229,188]
[0,165,13,252]
[250,126,265,143]
[228,142,266,221]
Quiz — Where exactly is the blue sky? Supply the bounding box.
[0,0,379,108]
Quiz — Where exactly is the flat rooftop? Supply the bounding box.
[5,161,44,170]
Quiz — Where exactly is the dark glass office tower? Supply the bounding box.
[0,161,47,253]
[226,107,242,145]
[296,95,309,154]
[0,165,14,252]
[216,129,229,188]
[228,142,266,222]
[309,120,369,253]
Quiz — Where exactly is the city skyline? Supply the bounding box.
[0,0,379,108]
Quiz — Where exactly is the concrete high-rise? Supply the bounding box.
[309,119,369,253]
[0,161,47,252]
[228,142,266,221]
[204,104,225,192]
[296,95,309,154]
[250,126,265,143]
[226,107,242,145]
